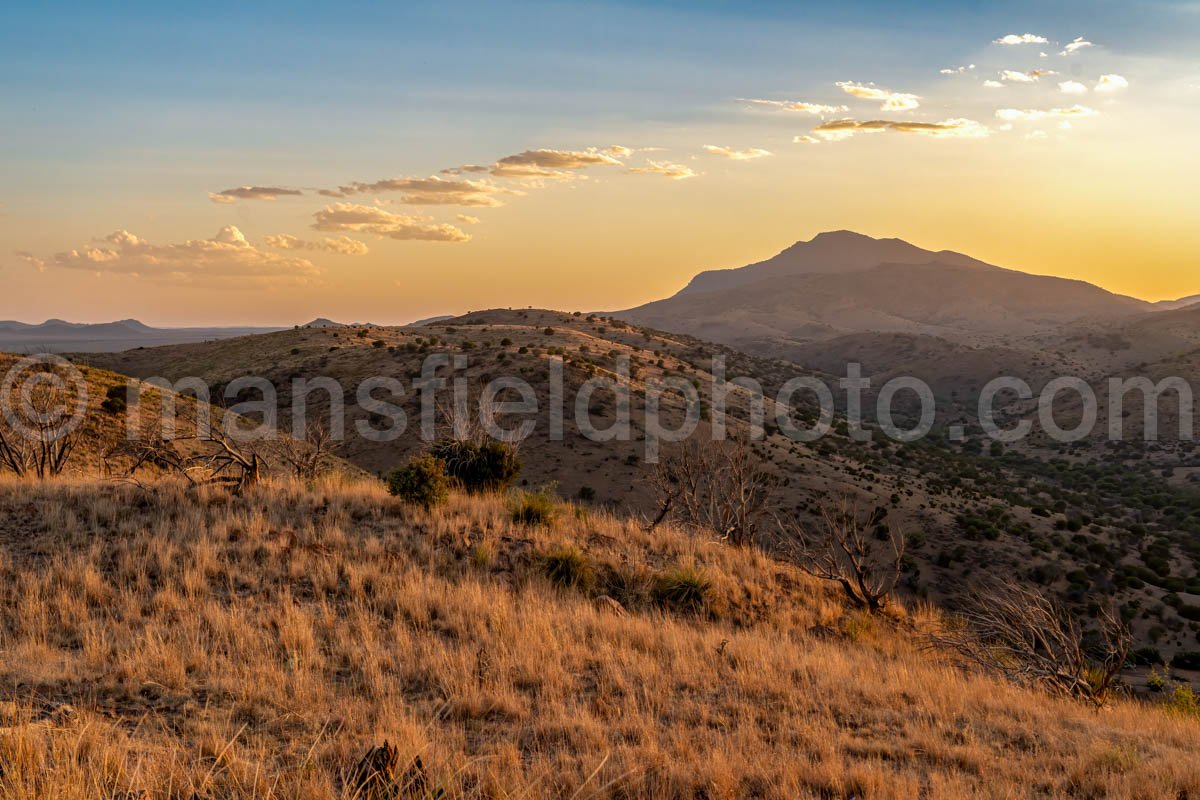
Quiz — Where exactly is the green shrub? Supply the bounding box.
[385,454,450,510]
[100,384,128,415]
[1130,645,1163,666]
[431,439,521,493]
[510,488,557,527]
[1170,651,1200,670]
[653,565,712,615]
[1166,684,1200,719]
[537,545,594,591]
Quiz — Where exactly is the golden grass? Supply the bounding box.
[0,473,1196,799]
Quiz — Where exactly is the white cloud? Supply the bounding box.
[313,204,471,242]
[1060,37,1095,55]
[208,186,303,203]
[995,105,1099,122]
[27,227,321,285]
[793,135,822,144]
[1058,80,1088,94]
[702,145,772,160]
[810,117,990,141]
[456,214,481,225]
[1000,68,1057,83]
[263,234,369,256]
[836,81,920,111]
[994,33,1049,45]
[627,161,697,179]
[1095,74,1129,92]
[940,64,976,75]
[983,80,1004,89]
[740,98,849,115]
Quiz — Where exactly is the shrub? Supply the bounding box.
[577,486,596,502]
[1170,651,1200,671]
[510,488,557,527]
[653,565,712,615]
[1166,684,1200,719]
[537,545,594,591]
[101,384,128,415]
[385,454,450,510]
[431,439,520,493]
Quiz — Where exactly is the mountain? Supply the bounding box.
[0,318,283,353]
[1154,294,1200,312]
[300,317,345,328]
[675,229,995,296]
[618,231,1154,355]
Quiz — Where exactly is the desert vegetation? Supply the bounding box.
[0,472,1198,798]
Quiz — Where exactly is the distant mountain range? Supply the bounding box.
[0,319,283,353]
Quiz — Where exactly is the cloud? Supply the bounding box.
[26,226,321,285]
[318,176,514,206]
[810,118,990,141]
[836,81,920,111]
[1000,68,1057,83]
[487,148,624,179]
[208,186,303,203]
[263,234,369,256]
[602,145,633,157]
[1095,74,1129,92]
[983,80,1004,89]
[456,214,481,224]
[312,203,470,242]
[1058,80,1088,94]
[627,161,697,180]
[995,105,1099,122]
[740,98,849,115]
[994,33,1049,45]
[939,64,976,75]
[702,145,772,160]
[14,251,46,271]
[793,135,822,144]
[1060,37,1095,55]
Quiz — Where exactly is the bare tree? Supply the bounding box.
[925,579,1130,706]
[106,404,269,494]
[648,438,774,546]
[780,497,904,613]
[0,366,81,479]
[270,418,335,479]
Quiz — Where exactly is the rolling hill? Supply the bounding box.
[72,311,1200,662]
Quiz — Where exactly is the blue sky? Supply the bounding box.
[2,1,1199,323]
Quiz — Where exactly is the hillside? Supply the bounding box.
[0,475,1197,798]
[70,313,1200,662]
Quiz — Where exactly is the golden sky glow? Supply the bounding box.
[3,3,1199,325]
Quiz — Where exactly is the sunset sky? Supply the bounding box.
[3,0,1199,326]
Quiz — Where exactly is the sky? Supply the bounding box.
[2,0,1199,326]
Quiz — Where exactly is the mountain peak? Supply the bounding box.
[809,229,880,243]
[673,231,993,297]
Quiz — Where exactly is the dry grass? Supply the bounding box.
[0,474,1197,799]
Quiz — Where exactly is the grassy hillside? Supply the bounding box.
[70,313,1200,662]
[0,475,1198,799]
